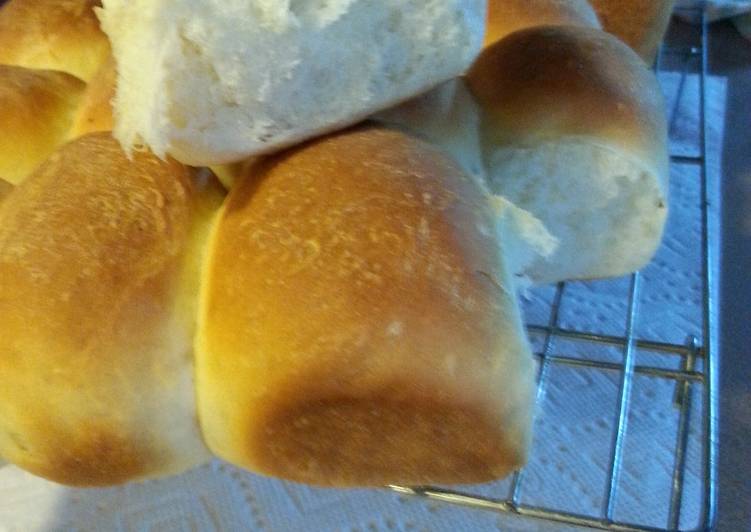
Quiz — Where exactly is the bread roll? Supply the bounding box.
[589,0,676,63]
[467,26,668,285]
[0,133,224,486]
[484,0,601,47]
[0,0,110,82]
[0,65,85,185]
[98,0,485,165]
[197,125,535,487]
[68,55,116,139]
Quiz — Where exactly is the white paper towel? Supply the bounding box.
[0,21,723,532]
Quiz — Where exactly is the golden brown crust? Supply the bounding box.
[197,125,534,486]
[589,0,676,63]
[484,0,600,47]
[0,133,216,486]
[467,25,668,180]
[0,65,85,184]
[259,393,522,486]
[69,54,116,139]
[0,0,110,81]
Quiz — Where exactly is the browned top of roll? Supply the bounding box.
[484,0,601,47]
[0,65,85,184]
[198,125,534,486]
[0,0,110,81]
[589,0,676,63]
[467,25,668,179]
[69,54,116,139]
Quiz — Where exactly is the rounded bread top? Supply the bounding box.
[467,25,669,183]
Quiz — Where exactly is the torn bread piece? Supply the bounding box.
[98,0,485,165]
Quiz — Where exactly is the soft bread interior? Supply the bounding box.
[486,139,667,284]
[98,0,485,165]
[490,195,559,287]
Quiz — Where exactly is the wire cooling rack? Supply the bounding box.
[390,9,719,532]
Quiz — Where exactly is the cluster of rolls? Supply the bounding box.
[0,0,673,488]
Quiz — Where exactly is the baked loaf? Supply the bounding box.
[589,0,676,63]
[197,125,535,486]
[484,0,600,47]
[0,0,110,82]
[0,133,224,486]
[0,65,85,184]
[467,26,668,284]
[0,0,674,490]
[0,127,535,487]
[97,0,485,165]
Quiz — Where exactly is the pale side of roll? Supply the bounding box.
[589,0,676,64]
[0,133,225,486]
[467,26,669,285]
[196,125,536,487]
[484,0,601,47]
[490,196,560,288]
[0,65,85,185]
[97,0,486,166]
[0,0,110,82]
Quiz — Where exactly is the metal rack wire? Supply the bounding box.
[390,9,719,532]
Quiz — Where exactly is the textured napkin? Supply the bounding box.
[0,23,723,532]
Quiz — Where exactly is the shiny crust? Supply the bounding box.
[0,133,221,486]
[0,65,85,184]
[69,54,116,138]
[197,125,534,486]
[484,0,600,47]
[467,25,669,187]
[0,0,110,81]
[589,0,676,63]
